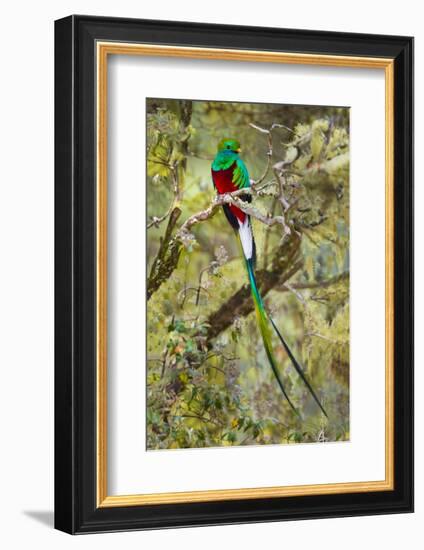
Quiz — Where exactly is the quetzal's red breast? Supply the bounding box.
[211,164,246,224]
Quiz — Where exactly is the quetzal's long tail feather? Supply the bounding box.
[237,227,327,418]
[244,255,299,416]
[268,316,328,418]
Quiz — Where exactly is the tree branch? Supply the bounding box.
[147,183,302,301]
[176,190,289,245]
[146,119,335,301]
[205,233,302,341]
[147,207,182,299]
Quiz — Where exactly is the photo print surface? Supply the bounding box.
[146,98,350,451]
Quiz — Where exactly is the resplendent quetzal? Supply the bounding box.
[211,138,327,418]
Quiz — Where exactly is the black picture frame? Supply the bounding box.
[55,15,414,534]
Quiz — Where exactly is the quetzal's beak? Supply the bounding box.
[236,148,242,153]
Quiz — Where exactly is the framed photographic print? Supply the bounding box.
[54,15,413,534]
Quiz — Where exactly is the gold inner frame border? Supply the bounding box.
[96,42,394,508]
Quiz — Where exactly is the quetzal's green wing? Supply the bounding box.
[232,158,250,189]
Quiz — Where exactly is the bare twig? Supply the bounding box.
[273,161,292,211]
[277,271,349,292]
[249,123,273,186]
[176,191,288,246]
[262,197,278,270]
[147,163,181,229]
[147,156,171,168]
[282,131,311,148]
[199,363,226,375]
[147,100,192,230]
[284,282,307,306]
[269,122,296,134]
[195,265,212,306]
[305,332,339,344]
[178,285,210,309]
[160,348,169,379]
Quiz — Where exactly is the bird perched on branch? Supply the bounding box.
[211,137,327,418]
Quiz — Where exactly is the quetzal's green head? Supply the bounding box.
[217,138,241,153]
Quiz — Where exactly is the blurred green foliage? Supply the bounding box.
[146,99,350,450]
